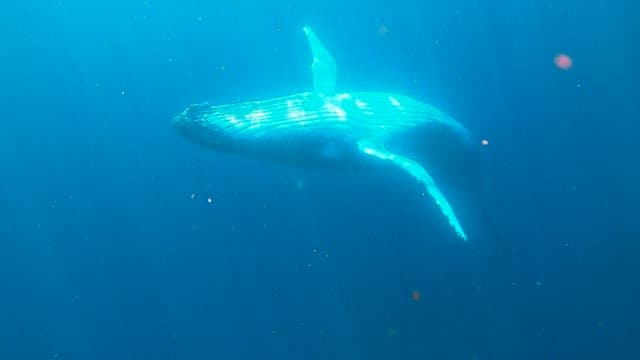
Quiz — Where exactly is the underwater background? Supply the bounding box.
[1,0,638,359]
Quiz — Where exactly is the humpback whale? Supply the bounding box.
[174,26,473,240]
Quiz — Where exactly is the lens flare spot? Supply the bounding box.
[554,53,573,70]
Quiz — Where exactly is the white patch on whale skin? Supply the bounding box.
[355,99,368,109]
[223,114,246,128]
[354,99,374,116]
[246,109,268,122]
[286,99,303,108]
[245,109,269,128]
[288,109,306,120]
[287,99,306,121]
[323,102,346,121]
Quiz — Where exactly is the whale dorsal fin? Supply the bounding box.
[303,26,337,96]
[357,139,468,241]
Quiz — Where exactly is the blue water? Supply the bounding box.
[1,1,638,359]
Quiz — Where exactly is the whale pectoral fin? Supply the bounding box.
[357,139,468,241]
[302,26,337,95]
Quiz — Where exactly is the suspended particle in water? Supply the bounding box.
[554,53,573,70]
[481,139,489,146]
[386,327,399,337]
[378,25,389,36]
[411,289,421,302]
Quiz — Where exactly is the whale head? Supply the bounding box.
[173,103,246,152]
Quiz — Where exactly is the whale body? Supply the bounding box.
[174,26,473,240]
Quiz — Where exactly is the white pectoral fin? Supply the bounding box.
[358,139,468,241]
[302,26,337,95]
